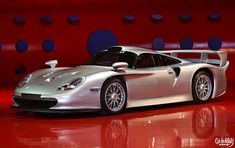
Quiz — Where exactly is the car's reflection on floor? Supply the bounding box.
[11,104,228,148]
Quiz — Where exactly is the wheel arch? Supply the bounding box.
[101,75,127,92]
[100,75,128,115]
[193,68,214,80]
[191,67,215,101]
[192,68,214,89]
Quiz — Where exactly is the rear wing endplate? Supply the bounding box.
[159,50,228,67]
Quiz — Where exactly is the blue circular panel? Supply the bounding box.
[42,40,55,53]
[122,15,135,23]
[180,38,193,49]
[151,14,164,23]
[208,12,221,22]
[15,65,27,75]
[179,13,192,23]
[16,40,28,53]
[88,29,118,55]
[13,16,25,26]
[152,38,165,50]
[0,43,2,50]
[40,16,53,25]
[208,38,222,50]
[67,16,80,24]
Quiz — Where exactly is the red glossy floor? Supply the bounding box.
[0,82,235,148]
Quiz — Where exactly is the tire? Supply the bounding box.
[192,71,213,103]
[100,79,127,115]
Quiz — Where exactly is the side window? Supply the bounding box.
[117,52,137,68]
[153,54,164,66]
[136,53,155,68]
[161,55,181,65]
[89,51,119,66]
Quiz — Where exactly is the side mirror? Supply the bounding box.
[45,60,58,69]
[112,62,128,71]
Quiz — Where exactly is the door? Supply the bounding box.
[126,53,176,100]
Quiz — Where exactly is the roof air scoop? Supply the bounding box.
[45,60,58,69]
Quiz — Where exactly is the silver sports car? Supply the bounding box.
[12,46,229,115]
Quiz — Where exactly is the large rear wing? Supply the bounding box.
[159,50,228,67]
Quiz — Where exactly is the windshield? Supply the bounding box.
[88,51,137,68]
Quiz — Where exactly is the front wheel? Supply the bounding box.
[100,79,127,115]
[192,71,213,103]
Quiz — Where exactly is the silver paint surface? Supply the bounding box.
[12,46,229,110]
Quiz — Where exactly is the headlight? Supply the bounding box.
[17,74,32,88]
[58,77,85,91]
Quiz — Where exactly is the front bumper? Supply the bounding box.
[12,90,101,112]
[11,105,99,113]
[13,94,57,109]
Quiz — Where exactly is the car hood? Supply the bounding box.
[30,65,111,85]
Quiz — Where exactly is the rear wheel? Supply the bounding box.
[100,79,127,115]
[192,71,213,103]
